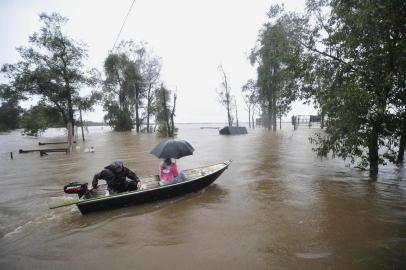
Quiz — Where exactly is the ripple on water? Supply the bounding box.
[294,251,332,259]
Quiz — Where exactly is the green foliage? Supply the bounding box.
[103,100,133,131]
[155,85,176,137]
[102,53,136,131]
[252,1,406,174]
[102,40,163,133]
[0,84,23,131]
[21,104,64,136]
[288,0,406,174]
[0,101,22,131]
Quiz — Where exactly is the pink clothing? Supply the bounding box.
[160,163,179,182]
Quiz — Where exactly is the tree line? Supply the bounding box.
[237,0,405,176]
[0,13,177,139]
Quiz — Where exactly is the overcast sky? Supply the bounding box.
[0,0,316,123]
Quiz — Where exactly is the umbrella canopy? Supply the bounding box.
[150,139,194,159]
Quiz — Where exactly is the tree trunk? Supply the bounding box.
[267,104,272,131]
[67,122,73,154]
[227,105,232,127]
[135,89,140,133]
[146,84,152,133]
[170,93,177,137]
[248,106,251,128]
[272,99,277,132]
[68,103,75,137]
[397,111,406,164]
[252,110,255,129]
[234,99,239,127]
[146,109,150,133]
[368,123,380,176]
[320,111,325,129]
[79,108,85,141]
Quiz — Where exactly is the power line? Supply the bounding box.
[111,0,136,53]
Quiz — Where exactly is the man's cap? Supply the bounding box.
[110,160,123,169]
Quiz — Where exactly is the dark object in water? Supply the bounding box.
[219,126,248,135]
[19,148,68,156]
[39,141,76,145]
[51,160,232,214]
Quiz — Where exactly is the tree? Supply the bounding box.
[250,8,299,131]
[156,84,177,137]
[103,53,139,131]
[0,84,23,131]
[262,0,406,174]
[103,41,162,133]
[1,13,97,150]
[113,41,163,133]
[115,41,145,133]
[241,79,259,128]
[295,0,406,175]
[124,41,162,133]
[141,50,162,134]
[217,64,233,127]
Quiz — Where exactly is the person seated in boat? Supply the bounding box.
[159,158,187,186]
[91,160,141,194]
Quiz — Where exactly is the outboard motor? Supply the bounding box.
[64,182,91,199]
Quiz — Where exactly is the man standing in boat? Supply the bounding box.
[91,161,141,194]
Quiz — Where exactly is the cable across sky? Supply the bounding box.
[111,0,136,53]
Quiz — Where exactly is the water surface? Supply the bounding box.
[0,124,405,269]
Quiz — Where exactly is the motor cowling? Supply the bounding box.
[64,182,90,198]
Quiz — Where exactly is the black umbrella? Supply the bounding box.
[150,139,194,159]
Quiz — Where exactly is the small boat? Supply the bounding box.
[51,160,232,214]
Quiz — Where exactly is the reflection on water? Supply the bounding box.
[0,124,405,270]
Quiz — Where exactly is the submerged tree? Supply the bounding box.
[103,41,162,133]
[156,84,177,137]
[122,41,162,134]
[241,79,259,128]
[103,53,139,131]
[293,0,406,175]
[217,64,233,127]
[1,13,97,149]
[259,1,406,175]
[0,84,23,131]
[250,7,299,131]
[141,50,162,133]
[21,103,65,136]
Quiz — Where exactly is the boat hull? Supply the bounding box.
[76,161,230,214]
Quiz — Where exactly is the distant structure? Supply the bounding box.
[291,115,322,130]
[255,118,264,126]
[255,114,322,130]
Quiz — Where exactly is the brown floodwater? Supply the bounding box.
[0,124,405,269]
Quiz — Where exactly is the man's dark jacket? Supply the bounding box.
[92,164,139,191]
